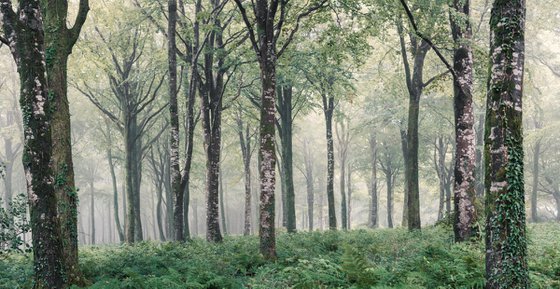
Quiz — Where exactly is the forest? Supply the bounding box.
[0,0,559,288]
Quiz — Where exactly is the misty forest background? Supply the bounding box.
[0,0,559,288]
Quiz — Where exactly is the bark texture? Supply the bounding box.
[484,0,528,287]
[1,1,66,286]
[450,0,477,242]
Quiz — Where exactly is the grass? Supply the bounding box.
[1,223,559,288]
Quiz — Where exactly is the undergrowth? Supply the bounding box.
[0,223,558,288]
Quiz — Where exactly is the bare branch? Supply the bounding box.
[69,0,90,48]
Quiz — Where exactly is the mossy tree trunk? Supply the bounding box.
[40,0,89,284]
[484,0,528,287]
[1,1,66,287]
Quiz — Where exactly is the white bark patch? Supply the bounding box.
[25,170,39,204]
[490,181,508,193]
[33,77,46,116]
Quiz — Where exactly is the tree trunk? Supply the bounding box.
[90,179,95,245]
[434,137,447,221]
[323,94,337,230]
[106,126,125,243]
[399,129,408,227]
[347,164,353,230]
[369,133,378,228]
[219,169,228,235]
[42,0,89,283]
[386,166,394,229]
[2,1,67,286]
[531,139,541,222]
[168,0,184,242]
[237,115,253,236]
[303,139,315,231]
[484,0,528,287]
[277,83,296,232]
[450,0,477,242]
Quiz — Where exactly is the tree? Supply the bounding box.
[1,1,66,286]
[449,0,477,242]
[78,24,167,243]
[484,0,528,287]
[233,0,327,259]
[368,132,378,228]
[236,107,256,236]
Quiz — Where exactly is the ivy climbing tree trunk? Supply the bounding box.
[41,0,89,284]
[484,0,528,287]
[1,1,66,287]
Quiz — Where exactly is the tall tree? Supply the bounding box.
[41,0,89,283]
[1,0,65,286]
[336,117,351,230]
[79,26,167,243]
[303,138,315,231]
[449,0,477,242]
[484,0,528,287]
[233,0,327,259]
[368,132,378,228]
[236,108,256,236]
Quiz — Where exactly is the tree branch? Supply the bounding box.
[233,0,260,54]
[68,0,90,48]
[277,0,328,57]
[398,0,456,79]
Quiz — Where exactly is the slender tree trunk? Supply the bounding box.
[450,0,477,242]
[369,133,378,228]
[237,117,252,236]
[90,179,95,245]
[531,139,541,222]
[435,137,447,221]
[303,139,315,231]
[106,127,125,243]
[387,167,394,229]
[168,0,184,242]
[484,1,528,287]
[278,83,296,232]
[323,94,337,230]
[219,169,228,235]
[399,129,408,227]
[347,164,353,230]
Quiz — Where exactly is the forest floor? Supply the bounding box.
[1,222,559,288]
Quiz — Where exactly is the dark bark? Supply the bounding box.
[397,18,430,230]
[379,146,398,229]
[277,83,296,232]
[399,129,408,227]
[450,0,477,242]
[41,0,89,283]
[1,1,66,286]
[323,93,337,230]
[168,0,184,242]
[484,0,528,287]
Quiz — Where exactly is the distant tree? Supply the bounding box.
[78,26,167,243]
[484,0,528,287]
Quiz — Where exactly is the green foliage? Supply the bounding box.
[0,194,31,258]
[1,224,559,288]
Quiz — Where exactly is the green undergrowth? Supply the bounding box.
[0,223,558,288]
